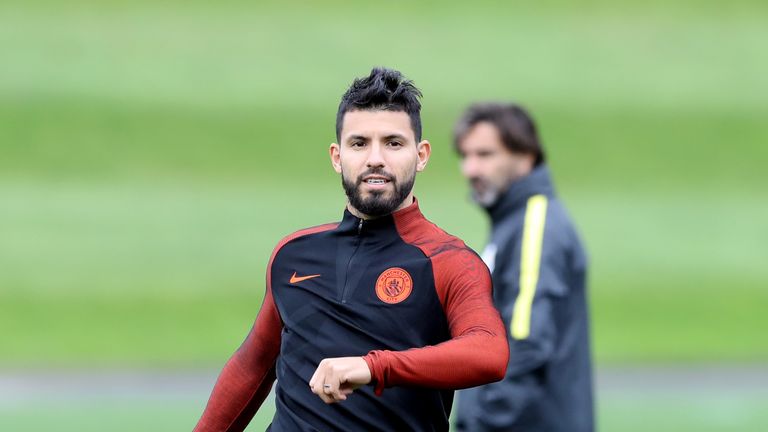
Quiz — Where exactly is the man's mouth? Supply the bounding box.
[470,178,486,190]
[362,175,392,185]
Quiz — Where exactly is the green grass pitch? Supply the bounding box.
[0,0,766,430]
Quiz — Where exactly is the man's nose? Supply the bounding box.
[461,157,478,179]
[366,142,385,168]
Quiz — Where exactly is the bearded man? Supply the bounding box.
[453,102,594,432]
[194,68,508,432]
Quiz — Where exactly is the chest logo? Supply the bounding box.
[375,267,413,304]
[289,272,321,284]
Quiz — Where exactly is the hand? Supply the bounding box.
[308,356,372,404]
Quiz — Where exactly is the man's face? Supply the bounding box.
[330,110,430,218]
[458,122,534,208]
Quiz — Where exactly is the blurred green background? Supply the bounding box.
[1,0,766,430]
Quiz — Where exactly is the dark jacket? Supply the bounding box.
[195,199,508,432]
[456,165,594,432]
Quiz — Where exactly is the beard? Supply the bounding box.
[342,166,416,217]
[469,177,502,208]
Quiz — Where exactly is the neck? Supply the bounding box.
[486,163,553,222]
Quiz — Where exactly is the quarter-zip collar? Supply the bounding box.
[487,164,555,223]
[337,197,425,238]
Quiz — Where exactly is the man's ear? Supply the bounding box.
[416,140,431,172]
[329,143,342,174]
[515,152,535,177]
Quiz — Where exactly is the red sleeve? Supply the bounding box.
[194,223,336,431]
[193,287,281,431]
[362,248,509,395]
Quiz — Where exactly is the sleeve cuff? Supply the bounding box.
[363,351,387,396]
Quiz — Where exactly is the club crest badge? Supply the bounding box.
[375,267,413,304]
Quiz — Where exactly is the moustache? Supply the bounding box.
[469,177,487,188]
[356,169,395,185]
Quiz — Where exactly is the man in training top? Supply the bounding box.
[194,68,508,432]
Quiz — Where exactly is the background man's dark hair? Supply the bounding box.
[453,102,545,166]
[336,67,423,142]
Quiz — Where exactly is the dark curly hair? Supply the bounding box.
[336,67,423,142]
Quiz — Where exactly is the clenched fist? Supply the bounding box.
[308,357,372,404]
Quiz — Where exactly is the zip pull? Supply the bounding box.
[357,218,363,235]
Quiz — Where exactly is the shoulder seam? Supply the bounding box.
[266,222,338,293]
[396,219,468,259]
[274,222,338,254]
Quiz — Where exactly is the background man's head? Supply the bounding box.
[331,68,430,218]
[454,102,545,207]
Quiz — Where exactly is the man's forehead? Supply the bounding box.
[340,110,415,140]
[460,122,505,150]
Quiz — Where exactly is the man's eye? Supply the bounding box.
[388,141,403,147]
[351,141,365,147]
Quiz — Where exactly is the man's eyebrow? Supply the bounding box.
[383,134,408,141]
[345,134,369,142]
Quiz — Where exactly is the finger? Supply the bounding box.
[312,377,331,398]
[308,361,324,391]
[330,382,346,401]
[318,385,337,404]
[326,368,347,401]
[325,379,346,402]
[318,391,334,404]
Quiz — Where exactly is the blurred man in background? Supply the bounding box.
[453,103,594,432]
[194,68,508,431]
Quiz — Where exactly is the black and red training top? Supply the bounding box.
[195,198,508,432]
